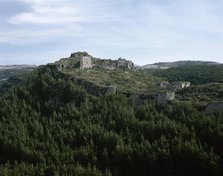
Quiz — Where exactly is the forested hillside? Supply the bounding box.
[141,60,218,69]
[176,83,223,102]
[0,65,36,81]
[151,65,223,85]
[0,64,223,175]
[0,65,36,94]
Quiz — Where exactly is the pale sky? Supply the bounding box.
[1,0,223,65]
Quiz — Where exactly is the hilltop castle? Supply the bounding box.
[56,52,134,70]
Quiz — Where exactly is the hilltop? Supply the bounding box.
[49,51,164,95]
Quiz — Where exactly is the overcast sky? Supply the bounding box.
[1,0,223,65]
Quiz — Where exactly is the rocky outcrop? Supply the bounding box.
[157,81,190,106]
[157,92,175,106]
[172,82,191,91]
[160,81,191,91]
[206,102,223,114]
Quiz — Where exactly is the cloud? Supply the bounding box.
[8,0,123,25]
[1,0,223,65]
[9,5,92,25]
[0,24,84,45]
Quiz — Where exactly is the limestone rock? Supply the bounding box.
[172,82,191,91]
[159,81,191,92]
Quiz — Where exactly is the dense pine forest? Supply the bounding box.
[0,63,222,176]
[151,65,223,85]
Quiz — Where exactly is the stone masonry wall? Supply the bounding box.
[80,56,92,69]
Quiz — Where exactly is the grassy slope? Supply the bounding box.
[61,68,164,94]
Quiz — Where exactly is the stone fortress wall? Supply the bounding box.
[80,56,92,69]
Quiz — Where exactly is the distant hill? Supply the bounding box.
[141,60,220,69]
[0,65,36,70]
[0,65,37,94]
[0,65,36,81]
[151,64,223,85]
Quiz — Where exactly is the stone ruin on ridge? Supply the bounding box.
[80,56,92,69]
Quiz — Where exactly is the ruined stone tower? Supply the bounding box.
[80,56,92,69]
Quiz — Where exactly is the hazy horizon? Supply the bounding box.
[1,0,223,65]
[0,56,222,67]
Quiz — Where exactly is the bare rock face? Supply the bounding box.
[184,82,191,87]
[172,82,191,91]
[160,81,191,92]
[80,56,92,69]
[157,92,175,106]
[206,102,223,114]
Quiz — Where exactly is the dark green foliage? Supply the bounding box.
[0,65,223,175]
[151,65,223,84]
[176,83,223,102]
[0,67,34,80]
[151,60,218,68]
[0,66,35,94]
